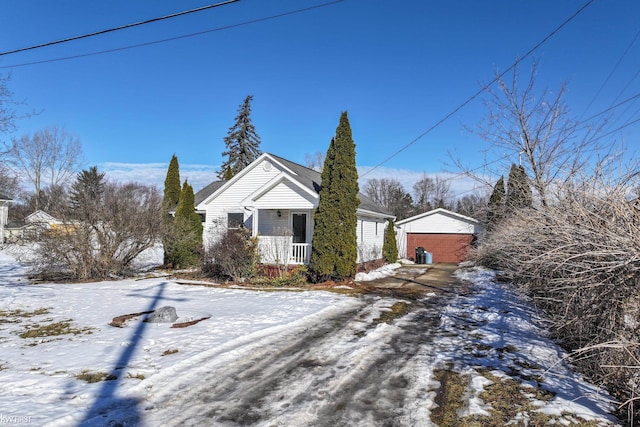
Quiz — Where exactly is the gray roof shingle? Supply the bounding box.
[194,181,225,207]
[194,153,393,217]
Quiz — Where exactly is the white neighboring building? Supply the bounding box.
[5,210,63,243]
[395,208,484,263]
[195,153,394,266]
[0,194,10,244]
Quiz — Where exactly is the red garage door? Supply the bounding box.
[407,233,474,263]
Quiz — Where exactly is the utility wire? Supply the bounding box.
[0,0,345,69]
[360,0,595,179]
[596,113,640,141]
[435,90,640,198]
[0,0,240,57]
[580,26,640,119]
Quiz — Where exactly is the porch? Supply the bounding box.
[251,209,313,265]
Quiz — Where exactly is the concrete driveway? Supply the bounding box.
[356,263,461,295]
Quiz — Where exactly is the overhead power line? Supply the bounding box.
[441,91,640,198]
[580,26,640,119]
[0,0,240,57]
[360,0,595,179]
[0,0,346,69]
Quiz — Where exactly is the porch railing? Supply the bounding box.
[258,236,311,265]
[290,243,310,264]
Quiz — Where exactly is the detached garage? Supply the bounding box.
[396,208,484,264]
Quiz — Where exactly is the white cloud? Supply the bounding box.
[98,162,490,198]
[99,162,217,192]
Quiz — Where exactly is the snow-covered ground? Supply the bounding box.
[0,248,619,426]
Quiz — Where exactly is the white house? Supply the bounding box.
[0,194,11,244]
[4,210,62,243]
[194,153,394,266]
[395,208,484,263]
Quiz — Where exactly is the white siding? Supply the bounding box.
[253,182,316,210]
[0,203,7,244]
[396,228,408,259]
[399,212,479,234]
[202,158,285,247]
[357,216,386,263]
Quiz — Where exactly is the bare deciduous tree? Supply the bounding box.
[363,178,414,219]
[0,73,18,140]
[0,163,19,199]
[412,175,453,213]
[456,62,605,207]
[7,126,82,210]
[432,176,453,209]
[261,227,293,278]
[412,175,435,212]
[472,164,640,422]
[304,151,325,172]
[454,192,488,220]
[0,73,24,199]
[18,184,68,218]
[32,178,162,281]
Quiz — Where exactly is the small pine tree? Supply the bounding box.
[69,166,106,222]
[309,112,360,281]
[487,175,505,230]
[169,181,203,268]
[382,219,398,263]
[175,180,202,242]
[222,165,234,182]
[218,95,262,180]
[506,164,532,212]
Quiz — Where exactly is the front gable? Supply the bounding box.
[25,210,59,225]
[241,172,318,210]
[397,208,482,234]
[196,153,302,210]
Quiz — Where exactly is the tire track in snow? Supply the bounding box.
[145,293,451,427]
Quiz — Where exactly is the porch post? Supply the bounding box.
[250,208,258,237]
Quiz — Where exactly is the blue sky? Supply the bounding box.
[1,0,639,195]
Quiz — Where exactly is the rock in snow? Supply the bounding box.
[147,306,178,323]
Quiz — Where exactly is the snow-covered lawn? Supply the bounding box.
[0,248,620,426]
[0,249,359,425]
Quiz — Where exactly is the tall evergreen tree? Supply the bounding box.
[382,219,398,263]
[506,163,532,211]
[487,175,505,230]
[218,95,262,180]
[167,181,203,268]
[162,155,181,266]
[163,155,181,209]
[309,112,360,281]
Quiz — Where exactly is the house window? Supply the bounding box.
[227,212,244,229]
